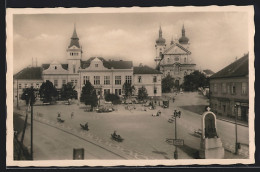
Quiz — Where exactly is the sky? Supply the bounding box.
[13,12,249,74]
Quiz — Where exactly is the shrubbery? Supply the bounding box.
[105,94,121,105]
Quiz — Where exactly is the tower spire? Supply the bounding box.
[182,24,185,37]
[159,25,162,38]
[68,24,80,48]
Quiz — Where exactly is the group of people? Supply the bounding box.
[57,112,74,119]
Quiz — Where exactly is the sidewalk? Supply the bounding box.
[215,115,248,127]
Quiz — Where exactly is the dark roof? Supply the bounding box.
[210,54,248,79]
[134,66,162,74]
[14,67,43,80]
[68,27,80,48]
[203,69,215,75]
[42,64,68,70]
[81,57,133,69]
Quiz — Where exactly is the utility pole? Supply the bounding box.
[235,103,240,155]
[30,99,33,160]
[173,110,181,159]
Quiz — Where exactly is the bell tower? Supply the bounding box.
[155,26,166,66]
[67,24,82,74]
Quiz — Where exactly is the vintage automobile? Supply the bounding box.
[152,110,161,117]
[111,131,124,142]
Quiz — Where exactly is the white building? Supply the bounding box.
[133,65,162,97]
[155,25,196,86]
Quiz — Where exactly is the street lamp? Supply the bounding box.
[234,102,241,155]
[173,110,181,159]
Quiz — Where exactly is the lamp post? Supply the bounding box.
[234,102,240,155]
[173,110,181,159]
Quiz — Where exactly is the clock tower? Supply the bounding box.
[67,24,82,74]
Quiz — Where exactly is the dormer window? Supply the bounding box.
[95,64,98,67]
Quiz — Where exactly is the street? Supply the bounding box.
[15,92,249,160]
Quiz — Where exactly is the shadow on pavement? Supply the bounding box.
[177,144,200,159]
[13,112,26,135]
[179,105,207,115]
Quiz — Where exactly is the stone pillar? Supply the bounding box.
[199,107,225,159]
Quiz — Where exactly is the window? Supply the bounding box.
[71,80,74,84]
[31,83,34,87]
[167,58,170,63]
[104,89,110,95]
[115,76,121,85]
[231,83,236,94]
[153,76,157,83]
[55,66,57,70]
[242,82,247,95]
[222,83,226,93]
[154,87,157,94]
[62,80,66,85]
[115,89,121,96]
[18,84,22,89]
[184,57,187,63]
[227,84,230,94]
[75,79,77,85]
[25,84,28,88]
[125,76,132,84]
[223,105,226,112]
[184,71,187,76]
[94,76,100,85]
[73,65,76,73]
[104,76,110,85]
[138,76,142,83]
[36,83,39,88]
[83,76,90,84]
[214,84,217,93]
[95,64,98,67]
[54,80,58,87]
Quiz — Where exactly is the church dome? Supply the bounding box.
[156,37,166,45]
[178,36,189,44]
[178,24,189,45]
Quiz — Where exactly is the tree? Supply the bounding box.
[137,86,148,101]
[105,93,121,105]
[39,80,58,103]
[80,81,98,109]
[122,82,135,98]
[21,87,36,105]
[60,82,77,100]
[162,75,175,93]
[182,70,209,91]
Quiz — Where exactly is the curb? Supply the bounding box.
[216,117,248,127]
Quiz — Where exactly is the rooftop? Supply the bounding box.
[14,67,43,80]
[134,65,162,74]
[81,57,133,69]
[210,53,248,79]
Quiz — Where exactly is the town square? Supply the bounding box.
[7,7,254,164]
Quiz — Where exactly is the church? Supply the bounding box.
[155,25,196,87]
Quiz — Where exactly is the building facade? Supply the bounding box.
[209,54,249,121]
[13,67,43,103]
[133,65,163,97]
[14,25,163,101]
[155,25,196,86]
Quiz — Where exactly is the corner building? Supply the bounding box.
[209,54,249,122]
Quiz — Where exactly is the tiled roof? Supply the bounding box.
[42,64,68,70]
[81,57,133,69]
[210,53,248,79]
[163,42,191,55]
[134,66,162,74]
[203,69,215,75]
[13,67,43,80]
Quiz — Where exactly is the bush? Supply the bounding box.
[105,94,121,105]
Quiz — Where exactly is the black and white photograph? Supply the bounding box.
[6,6,255,166]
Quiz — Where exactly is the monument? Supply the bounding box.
[199,107,225,159]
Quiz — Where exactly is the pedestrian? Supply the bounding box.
[71,112,74,119]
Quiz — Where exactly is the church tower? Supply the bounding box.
[154,26,166,67]
[67,24,82,74]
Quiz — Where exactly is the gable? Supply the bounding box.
[163,43,191,55]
